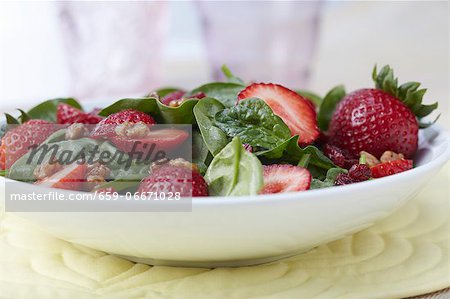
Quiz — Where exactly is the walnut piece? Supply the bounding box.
[85,163,111,190]
[380,151,404,163]
[65,123,89,140]
[115,121,150,138]
[34,161,63,180]
[360,151,380,167]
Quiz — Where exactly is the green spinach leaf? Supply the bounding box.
[193,98,228,156]
[192,130,213,175]
[256,135,335,171]
[152,87,183,98]
[27,98,82,122]
[157,98,199,124]
[205,136,263,196]
[310,168,347,189]
[296,90,322,107]
[189,82,245,107]
[98,97,159,117]
[317,85,346,131]
[214,98,291,150]
[221,65,245,85]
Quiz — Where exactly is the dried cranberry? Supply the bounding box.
[324,144,345,168]
[334,173,355,186]
[348,164,371,182]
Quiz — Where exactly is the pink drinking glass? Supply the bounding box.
[197,1,322,89]
[58,2,168,99]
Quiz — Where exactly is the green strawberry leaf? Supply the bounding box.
[372,65,439,127]
[214,98,291,150]
[205,136,263,196]
[27,98,82,122]
[4,113,19,124]
[17,109,30,123]
[317,85,346,131]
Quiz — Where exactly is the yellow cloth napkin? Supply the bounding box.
[0,163,449,299]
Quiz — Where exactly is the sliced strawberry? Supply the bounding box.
[138,161,208,197]
[111,128,189,154]
[370,159,413,178]
[57,103,103,124]
[237,83,320,145]
[0,119,56,169]
[261,164,311,194]
[36,163,87,191]
[90,109,156,139]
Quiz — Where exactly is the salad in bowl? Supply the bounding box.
[1,64,448,267]
[0,65,441,197]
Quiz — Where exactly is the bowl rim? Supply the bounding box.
[3,124,449,207]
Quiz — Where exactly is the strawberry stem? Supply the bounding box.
[372,65,438,128]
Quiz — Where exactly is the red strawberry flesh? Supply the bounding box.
[261,164,311,194]
[238,83,320,145]
[370,159,413,178]
[138,164,208,197]
[0,120,56,169]
[111,128,189,154]
[36,163,87,191]
[57,103,103,124]
[90,109,156,139]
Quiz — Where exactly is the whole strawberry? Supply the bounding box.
[138,160,208,197]
[90,109,156,139]
[57,103,103,124]
[328,65,438,158]
[0,119,55,169]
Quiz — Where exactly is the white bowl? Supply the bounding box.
[2,121,449,267]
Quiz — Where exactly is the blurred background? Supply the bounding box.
[0,1,448,126]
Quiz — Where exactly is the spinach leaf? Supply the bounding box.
[256,135,335,171]
[189,82,245,107]
[27,98,82,122]
[205,136,263,196]
[0,169,7,177]
[153,87,183,98]
[8,138,101,182]
[296,90,322,107]
[317,85,346,131]
[157,98,199,124]
[44,129,67,144]
[214,98,291,150]
[192,130,213,175]
[98,97,159,117]
[221,65,245,85]
[310,168,347,189]
[193,98,228,156]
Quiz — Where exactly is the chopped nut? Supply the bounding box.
[150,158,198,172]
[34,161,63,180]
[115,121,150,138]
[360,151,380,167]
[65,123,89,140]
[169,99,184,107]
[87,163,110,178]
[380,151,404,163]
[147,91,159,99]
[85,163,110,190]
